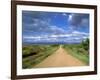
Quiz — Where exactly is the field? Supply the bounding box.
[22,44,59,69]
[22,38,89,68]
[63,44,89,65]
[63,38,89,65]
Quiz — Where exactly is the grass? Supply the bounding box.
[22,42,89,68]
[22,44,59,69]
[63,44,89,65]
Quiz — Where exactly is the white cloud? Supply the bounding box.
[23,12,89,44]
[24,18,68,35]
[72,31,89,36]
[24,36,41,39]
[68,14,73,21]
[49,25,66,34]
[23,30,89,43]
[50,34,71,38]
[62,13,68,17]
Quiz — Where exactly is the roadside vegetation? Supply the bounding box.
[22,44,59,69]
[63,38,89,65]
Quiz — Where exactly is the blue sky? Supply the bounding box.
[22,11,89,44]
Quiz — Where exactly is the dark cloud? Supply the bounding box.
[68,13,89,28]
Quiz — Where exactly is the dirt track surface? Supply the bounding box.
[34,46,86,68]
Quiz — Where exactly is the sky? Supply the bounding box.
[22,11,89,44]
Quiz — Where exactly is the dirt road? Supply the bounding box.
[34,45,86,68]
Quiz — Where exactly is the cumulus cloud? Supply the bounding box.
[23,18,67,35]
[22,11,89,44]
[23,30,89,43]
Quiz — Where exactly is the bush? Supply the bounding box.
[81,38,89,51]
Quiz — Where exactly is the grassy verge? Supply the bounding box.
[22,44,59,69]
[63,44,89,65]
